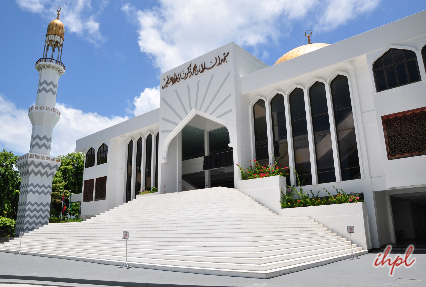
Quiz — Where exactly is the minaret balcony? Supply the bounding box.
[35,58,66,74]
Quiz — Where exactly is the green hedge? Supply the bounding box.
[0,216,16,237]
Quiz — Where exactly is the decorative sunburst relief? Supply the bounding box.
[160,70,235,134]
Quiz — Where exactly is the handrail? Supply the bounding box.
[35,58,66,70]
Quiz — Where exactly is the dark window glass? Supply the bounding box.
[253,100,269,166]
[309,82,335,184]
[155,133,159,188]
[135,137,142,197]
[125,140,133,202]
[85,148,95,168]
[422,46,426,73]
[373,48,421,92]
[182,125,204,160]
[209,127,231,154]
[289,88,311,185]
[331,75,360,181]
[145,134,152,190]
[97,143,108,165]
[270,94,290,184]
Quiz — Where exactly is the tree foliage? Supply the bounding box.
[0,149,20,220]
[50,152,84,218]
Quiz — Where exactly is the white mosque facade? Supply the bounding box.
[76,11,426,249]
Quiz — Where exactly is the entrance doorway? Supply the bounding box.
[391,192,426,248]
[181,115,234,190]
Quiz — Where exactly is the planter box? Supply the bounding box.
[279,202,372,250]
[239,175,286,213]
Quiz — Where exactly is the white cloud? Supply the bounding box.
[0,94,127,156]
[122,0,381,72]
[132,86,160,116]
[318,0,381,31]
[16,0,106,44]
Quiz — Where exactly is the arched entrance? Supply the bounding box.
[160,111,234,193]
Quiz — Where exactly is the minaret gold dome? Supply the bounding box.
[274,30,329,65]
[46,7,65,40]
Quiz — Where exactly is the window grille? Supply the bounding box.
[135,137,142,198]
[145,135,152,190]
[85,148,95,168]
[252,99,269,166]
[382,107,426,159]
[125,140,133,202]
[289,88,312,185]
[309,82,336,184]
[94,176,107,200]
[83,179,94,202]
[97,143,108,165]
[373,48,421,92]
[330,75,360,180]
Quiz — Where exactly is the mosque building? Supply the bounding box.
[75,11,426,249]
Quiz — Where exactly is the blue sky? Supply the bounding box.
[1,0,425,157]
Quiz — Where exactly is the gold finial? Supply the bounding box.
[305,30,312,44]
[57,6,61,20]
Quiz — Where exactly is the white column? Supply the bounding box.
[204,130,211,188]
[325,83,342,182]
[304,87,318,186]
[284,93,296,186]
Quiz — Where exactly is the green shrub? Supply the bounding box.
[281,169,363,209]
[237,156,289,180]
[49,217,82,223]
[139,186,158,195]
[0,216,16,237]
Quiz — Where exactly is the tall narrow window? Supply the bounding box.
[155,133,159,188]
[97,143,108,165]
[289,88,312,185]
[309,82,336,184]
[145,134,152,190]
[253,100,269,166]
[270,94,290,184]
[422,45,426,73]
[331,75,360,181]
[125,140,133,202]
[135,137,142,198]
[373,48,421,92]
[85,148,95,168]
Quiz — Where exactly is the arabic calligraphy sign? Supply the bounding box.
[162,52,230,89]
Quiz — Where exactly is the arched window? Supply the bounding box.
[270,94,289,183]
[309,82,336,184]
[85,148,95,168]
[422,45,426,73]
[125,140,133,203]
[331,75,360,181]
[252,99,269,166]
[289,88,312,185]
[373,48,421,92]
[135,137,142,198]
[145,134,152,190]
[97,143,108,165]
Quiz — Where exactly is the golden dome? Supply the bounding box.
[46,8,65,40]
[274,43,329,65]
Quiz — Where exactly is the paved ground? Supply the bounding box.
[0,251,425,287]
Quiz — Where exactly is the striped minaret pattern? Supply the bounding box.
[15,9,66,235]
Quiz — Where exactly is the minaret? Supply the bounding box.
[15,7,66,235]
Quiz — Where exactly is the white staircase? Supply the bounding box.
[0,188,367,278]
